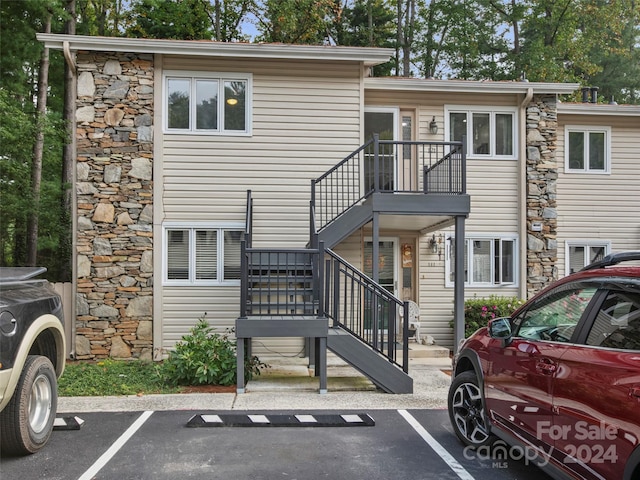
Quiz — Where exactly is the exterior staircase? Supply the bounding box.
[236,136,468,394]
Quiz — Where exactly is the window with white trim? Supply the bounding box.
[565,126,610,173]
[446,107,517,159]
[565,242,610,274]
[164,72,251,135]
[164,225,243,285]
[446,235,517,287]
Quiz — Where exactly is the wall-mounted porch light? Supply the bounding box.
[429,116,438,135]
[429,233,444,259]
[429,234,439,253]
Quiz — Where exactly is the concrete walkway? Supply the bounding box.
[59,344,452,413]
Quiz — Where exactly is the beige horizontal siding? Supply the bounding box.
[160,287,241,351]
[556,114,640,276]
[157,55,364,351]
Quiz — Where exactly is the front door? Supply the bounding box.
[364,108,398,192]
[363,239,397,333]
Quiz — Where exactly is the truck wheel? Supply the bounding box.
[0,355,58,455]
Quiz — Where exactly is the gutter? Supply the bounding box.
[365,77,580,95]
[519,87,533,300]
[37,33,393,67]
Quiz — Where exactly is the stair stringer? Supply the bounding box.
[317,203,373,249]
[326,327,413,394]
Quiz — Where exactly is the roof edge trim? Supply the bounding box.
[36,33,393,67]
[558,103,640,116]
[364,77,580,95]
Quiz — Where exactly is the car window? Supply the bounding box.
[586,290,640,350]
[513,285,597,343]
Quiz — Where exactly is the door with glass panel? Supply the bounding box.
[364,109,398,192]
[400,111,416,191]
[363,239,397,332]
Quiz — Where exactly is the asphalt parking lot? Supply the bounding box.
[1,409,551,480]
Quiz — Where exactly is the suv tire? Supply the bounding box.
[0,355,58,455]
[448,370,493,448]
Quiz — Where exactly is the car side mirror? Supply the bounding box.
[489,317,513,347]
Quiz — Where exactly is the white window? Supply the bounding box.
[446,235,517,287]
[565,241,610,274]
[565,126,610,173]
[164,224,243,285]
[446,107,517,159]
[164,71,251,135]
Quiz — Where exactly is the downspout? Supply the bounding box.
[62,40,77,358]
[63,41,76,72]
[519,88,533,300]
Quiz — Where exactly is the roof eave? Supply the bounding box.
[558,103,640,116]
[37,33,393,67]
[364,77,580,95]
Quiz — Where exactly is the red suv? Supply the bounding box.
[448,252,640,480]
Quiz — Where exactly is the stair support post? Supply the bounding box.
[453,215,466,353]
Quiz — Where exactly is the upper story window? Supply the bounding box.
[164,224,243,286]
[565,125,610,174]
[446,106,517,159]
[164,71,252,135]
[446,235,517,287]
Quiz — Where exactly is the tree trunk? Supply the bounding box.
[402,0,415,77]
[395,0,402,75]
[27,15,51,266]
[214,0,221,40]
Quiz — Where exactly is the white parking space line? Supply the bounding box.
[77,410,154,480]
[398,410,475,480]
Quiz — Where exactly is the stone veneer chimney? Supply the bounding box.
[74,52,154,360]
[525,95,558,298]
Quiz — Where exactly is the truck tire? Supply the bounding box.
[0,355,58,455]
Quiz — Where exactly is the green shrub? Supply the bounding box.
[160,316,266,386]
[462,295,525,337]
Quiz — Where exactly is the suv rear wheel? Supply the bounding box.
[0,355,57,455]
[448,370,493,447]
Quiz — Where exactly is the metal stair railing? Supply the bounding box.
[311,138,373,232]
[323,248,409,373]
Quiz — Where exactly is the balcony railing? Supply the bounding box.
[311,136,465,232]
[240,243,324,318]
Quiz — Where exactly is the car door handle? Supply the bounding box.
[631,387,640,399]
[536,359,557,375]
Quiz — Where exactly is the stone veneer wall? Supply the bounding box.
[74,52,154,360]
[526,95,558,298]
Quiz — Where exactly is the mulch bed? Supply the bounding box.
[179,385,236,393]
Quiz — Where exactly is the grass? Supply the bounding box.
[58,359,180,397]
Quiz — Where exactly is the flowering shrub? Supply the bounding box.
[462,295,525,337]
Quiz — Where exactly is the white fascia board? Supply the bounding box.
[37,33,393,67]
[558,102,640,117]
[364,77,580,95]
